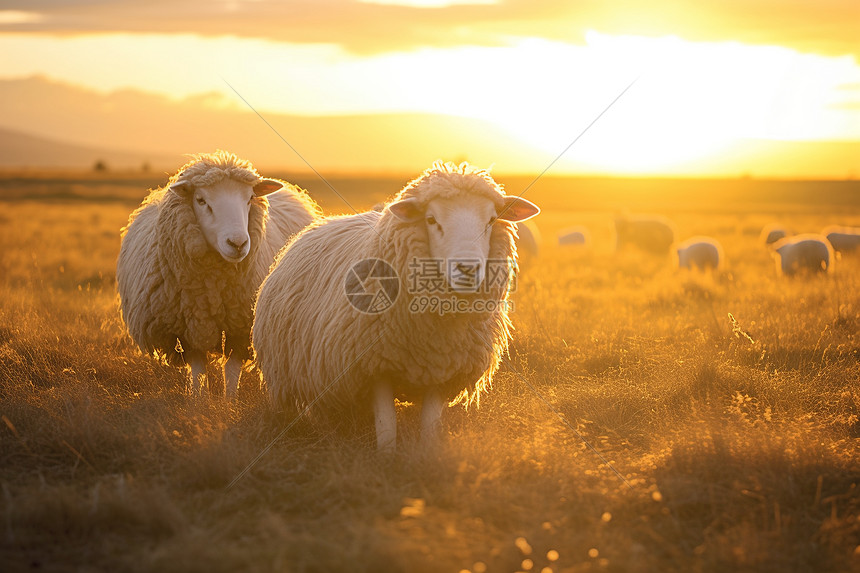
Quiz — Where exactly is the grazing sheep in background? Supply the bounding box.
[822,225,860,254]
[117,151,320,397]
[760,224,789,247]
[558,226,590,247]
[253,161,540,451]
[772,234,833,276]
[676,236,723,271]
[516,220,541,261]
[614,214,676,254]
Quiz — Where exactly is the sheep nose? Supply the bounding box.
[226,237,248,254]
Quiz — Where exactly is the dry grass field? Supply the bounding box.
[1,173,859,572]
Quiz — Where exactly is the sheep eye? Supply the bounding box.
[488,216,497,225]
[196,197,206,206]
[426,215,437,226]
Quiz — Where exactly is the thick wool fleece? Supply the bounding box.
[253,162,518,415]
[117,151,319,365]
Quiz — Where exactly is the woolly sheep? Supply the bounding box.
[117,151,320,397]
[614,214,676,254]
[558,226,590,247]
[760,224,789,247]
[772,234,833,276]
[516,220,541,261]
[675,236,723,271]
[822,225,860,254]
[252,161,540,451]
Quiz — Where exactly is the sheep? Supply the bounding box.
[516,220,541,262]
[772,234,833,276]
[558,226,590,247]
[760,224,789,247]
[614,214,676,254]
[117,151,320,397]
[252,161,540,451]
[822,225,860,254]
[676,236,723,271]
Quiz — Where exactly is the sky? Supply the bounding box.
[1,0,859,176]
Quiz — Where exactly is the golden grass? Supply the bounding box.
[1,175,858,572]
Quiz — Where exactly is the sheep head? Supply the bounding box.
[171,178,283,263]
[390,193,539,293]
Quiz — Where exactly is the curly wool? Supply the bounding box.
[253,161,518,415]
[172,151,261,189]
[118,151,319,366]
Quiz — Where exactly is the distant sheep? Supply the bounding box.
[253,161,539,451]
[516,220,541,261]
[822,225,860,254]
[676,237,723,271]
[558,226,590,247]
[760,224,789,247]
[615,214,676,254]
[117,151,320,396]
[772,234,833,276]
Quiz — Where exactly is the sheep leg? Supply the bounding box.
[189,353,207,396]
[224,355,243,398]
[373,379,396,452]
[420,386,445,447]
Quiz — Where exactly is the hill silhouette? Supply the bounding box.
[0,76,858,177]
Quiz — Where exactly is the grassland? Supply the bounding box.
[1,173,858,572]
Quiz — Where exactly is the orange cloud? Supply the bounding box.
[1,0,858,57]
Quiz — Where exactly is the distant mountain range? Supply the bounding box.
[0,126,176,169]
[0,76,858,177]
[0,76,546,173]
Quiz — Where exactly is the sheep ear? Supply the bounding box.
[388,198,423,223]
[498,196,540,222]
[170,181,193,197]
[254,178,284,197]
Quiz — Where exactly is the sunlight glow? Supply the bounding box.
[1,30,858,174]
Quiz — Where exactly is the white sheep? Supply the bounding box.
[117,151,320,396]
[557,226,590,247]
[772,234,833,276]
[822,225,860,254]
[614,214,676,254]
[760,224,789,247]
[252,161,539,451]
[676,236,723,271]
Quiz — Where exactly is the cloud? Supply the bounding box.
[0,0,858,58]
[0,10,44,24]
[357,0,499,7]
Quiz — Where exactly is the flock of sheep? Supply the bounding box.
[116,151,859,450]
[549,214,859,276]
